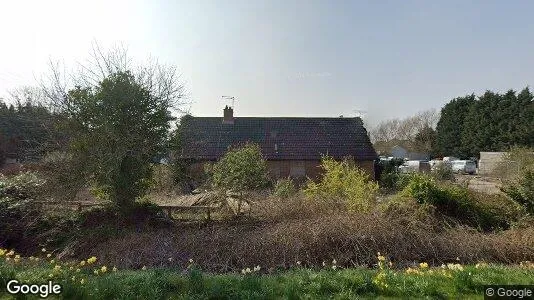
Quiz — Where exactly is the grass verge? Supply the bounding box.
[1,252,533,299]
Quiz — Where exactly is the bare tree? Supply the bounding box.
[40,42,187,117]
[370,109,440,143]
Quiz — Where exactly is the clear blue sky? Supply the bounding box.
[1,0,533,126]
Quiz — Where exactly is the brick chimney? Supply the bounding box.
[223,105,234,124]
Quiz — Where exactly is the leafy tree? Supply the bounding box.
[435,94,476,157]
[212,143,269,192]
[64,71,175,206]
[42,44,185,208]
[414,125,437,155]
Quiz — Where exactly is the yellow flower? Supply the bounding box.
[76,268,81,273]
[87,257,97,264]
[80,278,85,284]
[168,257,173,262]
[49,274,54,278]
[50,260,55,264]
[79,260,86,266]
[475,262,487,269]
[142,266,147,270]
[34,257,40,262]
[42,248,47,252]
[14,255,20,259]
[0,249,5,256]
[54,265,61,271]
[94,270,99,275]
[14,258,20,263]
[377,255,386,262]
[71,276,76,281]
[46,254,52,258]
[101,266,107,273]
[69,266,74,271]
[112,266,118,272]
[6,250,14,256]
[419,262,429,269]
[29,256,34,260]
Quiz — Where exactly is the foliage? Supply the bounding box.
[0,91,63,163]
[401,174,523,230]
[64,71,175,207]
[431,162,455,181]
[0,172,45,248]
[273,177,298,199]
[304,156,378,212]
[499,147,534,214]
[436,88,534,158]
[376,158,404,190]
[212,143,269,192]
[435,94,476,158]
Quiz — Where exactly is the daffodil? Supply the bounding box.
[0,249,5,256]
[419,262,429,269]
[94,270,99,275]
[79,260,86,266]
[80,279,85,284]
[101,266,107,273]
[42,248,47,252]
[253,265,261,272]
[141,266,146,270]
[71,276,76,281]
[76,268,81,273]
[46,254,52,258]
[14,255,20,259]
[87,256,97,264]
[6,250,14,256]
[112,266,117,272]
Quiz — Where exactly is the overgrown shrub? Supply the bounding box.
[502,168,534,214]
[0,172,45,249]
[212,143,269,192]
[273,178,297,199]
[431,162,455,181]
[401,174,522,230]
[304,156,378,212]
[377,158,404,190]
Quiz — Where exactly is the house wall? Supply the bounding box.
[187,159,376,187]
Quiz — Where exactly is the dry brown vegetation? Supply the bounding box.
[78,193,534,272]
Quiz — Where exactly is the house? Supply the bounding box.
[178,106,377,181]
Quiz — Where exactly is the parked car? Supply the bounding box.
[450,160,477,174]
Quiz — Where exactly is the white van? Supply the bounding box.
[451,160,477,175]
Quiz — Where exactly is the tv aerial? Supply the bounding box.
[222,96,236,108]
[353,109,367,119]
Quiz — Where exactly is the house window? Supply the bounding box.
[290,161,306,177]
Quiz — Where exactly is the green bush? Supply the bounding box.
[431,162,455,181]
[377,158,404,190]
[273,177,297,199]
[304,156,378,212]
[502,168,534,214]
[401,174,522,230]
[212,143,269,192]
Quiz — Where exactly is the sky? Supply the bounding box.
[1,0,534,127]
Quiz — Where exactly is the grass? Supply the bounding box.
[1,253,533,299]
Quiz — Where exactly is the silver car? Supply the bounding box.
[451,160,477,175]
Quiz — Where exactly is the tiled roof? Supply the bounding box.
[179,116,377,161]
